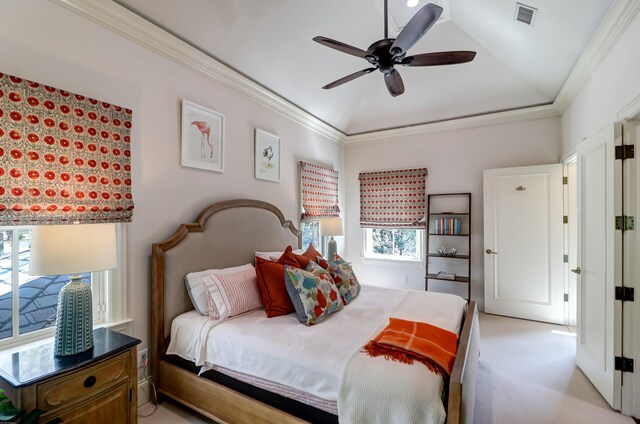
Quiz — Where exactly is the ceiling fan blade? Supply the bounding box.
[384,69,405,97]
[322,68,377,89]
[401,51,477,67]
[313,36,370,59]
[390,3,443,59]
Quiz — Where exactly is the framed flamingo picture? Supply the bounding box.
[254,128,281,182]
[181,99,224,172]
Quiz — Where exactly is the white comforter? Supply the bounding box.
[167,285,466,421]
[338,289,467,423]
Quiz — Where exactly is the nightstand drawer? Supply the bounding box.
[37,351,130,410]
[40,382,130,424]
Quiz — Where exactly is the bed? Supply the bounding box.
[151,199,480,424]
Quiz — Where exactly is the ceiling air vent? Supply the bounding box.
[515,3,537,26]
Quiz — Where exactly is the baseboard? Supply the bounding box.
[138,377,151,406]
[475,299,485,313]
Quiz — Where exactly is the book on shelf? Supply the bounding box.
[434,217,461,235]
[436,271,456,280]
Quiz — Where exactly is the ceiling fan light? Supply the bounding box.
[406,0,419,8]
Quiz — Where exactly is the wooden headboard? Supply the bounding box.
[151,199,301,379]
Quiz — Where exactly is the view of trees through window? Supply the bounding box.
[301,220,320,250]
[369,228,420,259]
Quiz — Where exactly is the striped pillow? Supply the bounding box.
[204,268,263,321]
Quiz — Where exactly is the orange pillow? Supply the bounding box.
[255,257,294,317]
[276,246,311,269]
[302,243,325,263]
[295,254,311,269]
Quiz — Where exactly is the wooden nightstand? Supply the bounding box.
[0,328,140,423]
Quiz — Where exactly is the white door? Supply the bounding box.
[483,164,564,324]
[575,123,622,409]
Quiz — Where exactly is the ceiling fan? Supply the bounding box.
[313,0,476,97]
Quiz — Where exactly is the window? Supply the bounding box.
[359,168,427,262]
[0,227,113,348]
[363,228,424,261]
[301,221,320,251]
[299,161,339,254]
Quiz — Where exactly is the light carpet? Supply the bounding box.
[474,312,633,424]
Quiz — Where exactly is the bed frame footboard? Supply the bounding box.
[447,301,480,424]
[158,361,306,423]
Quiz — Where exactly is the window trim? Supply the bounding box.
[362,228,425,262]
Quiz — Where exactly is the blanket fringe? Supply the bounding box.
[363,340,447,378]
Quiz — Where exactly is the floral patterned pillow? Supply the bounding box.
[322,255,361,305]
[284,262,344,326]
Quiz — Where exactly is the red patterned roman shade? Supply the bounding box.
[359,168,427,229]
[0,72,134,225]
[300,161,339,220]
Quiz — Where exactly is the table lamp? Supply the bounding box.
[29,223,117,356]
[320,217,344,261]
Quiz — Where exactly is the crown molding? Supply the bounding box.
[618,93,640,121]
[49,0,346,144]
[343,104,559,145]
[554,0,640,114]
[49,0,637,148]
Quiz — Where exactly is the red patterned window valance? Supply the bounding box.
[359,168,427,229]
[300,161,339,220]
[0,71,134,225]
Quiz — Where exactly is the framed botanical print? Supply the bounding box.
[254,128,281,182]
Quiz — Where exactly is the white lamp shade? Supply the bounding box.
[320,217,344,237]
[29,223,117,276]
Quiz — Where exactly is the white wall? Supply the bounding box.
[0,1,343,355]
[562,11,640,152]
[344,117,561,306]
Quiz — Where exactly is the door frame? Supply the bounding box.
[617,97,640,418]
[561,152,577,327]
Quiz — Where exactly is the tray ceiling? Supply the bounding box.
[114,0,615,135]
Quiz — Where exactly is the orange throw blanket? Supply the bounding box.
[363,317,459,377]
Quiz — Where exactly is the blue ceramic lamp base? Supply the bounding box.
[54,275,94,356]
[327,237,337,262]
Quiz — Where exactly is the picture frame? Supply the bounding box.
[254,128,281,182]
[181,99,224,172]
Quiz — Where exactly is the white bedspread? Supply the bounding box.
[338,290,467,424]
[167,285,466,418]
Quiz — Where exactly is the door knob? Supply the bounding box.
[571,267,581,275]
[485,249,498,254]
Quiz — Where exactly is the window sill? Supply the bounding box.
[0,318,134,355]
[97,318,134,335]
[360,257,425,268]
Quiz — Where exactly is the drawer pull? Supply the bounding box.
[47,418,64,424]
[84,375,97,388]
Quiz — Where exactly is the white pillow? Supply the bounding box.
[255,249,305,262]
[254,251,284,261]
[184,264,254,315]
